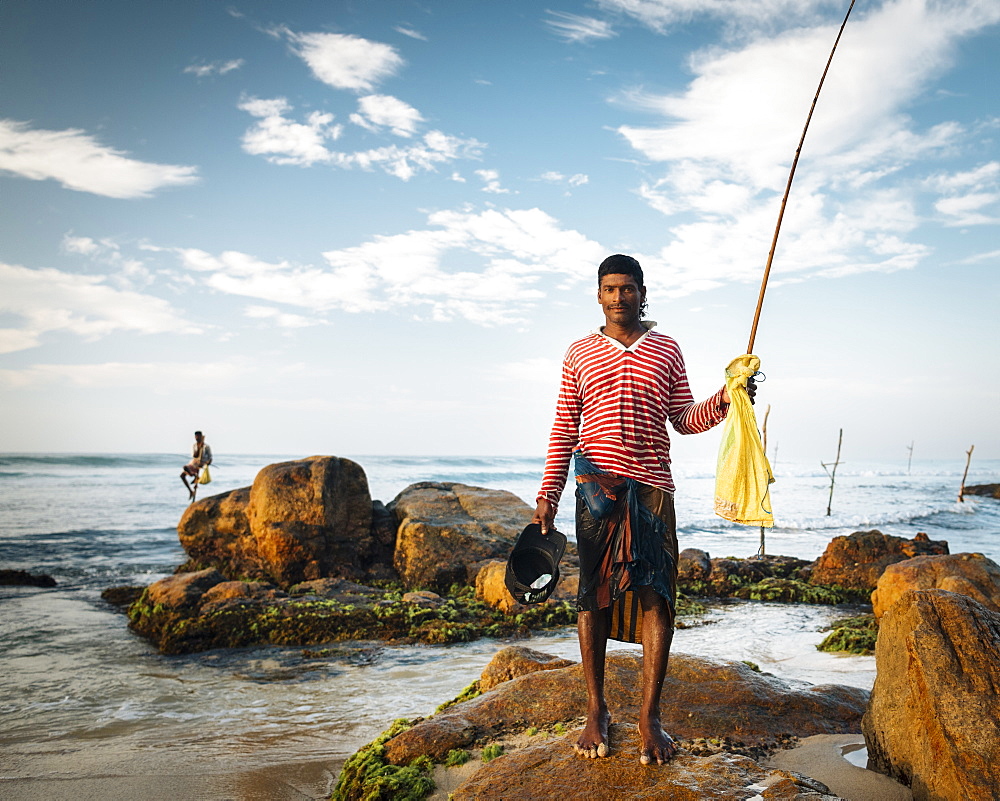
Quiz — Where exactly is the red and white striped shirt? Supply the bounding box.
[537,323,728,508]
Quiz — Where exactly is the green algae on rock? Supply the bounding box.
[126,580,578,655]
[333,718,435,801]
[734,577,861,604]
[817,614,878,655]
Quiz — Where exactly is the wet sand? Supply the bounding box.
[767,734,912,801]
[0,757,341,801]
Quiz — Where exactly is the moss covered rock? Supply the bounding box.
[126,580,578,655]
[734,577,857,605]
[333,719,436,801]
[817,614,878,655]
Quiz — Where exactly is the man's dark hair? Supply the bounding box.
[194,431,203,437]
[598,254,647,318]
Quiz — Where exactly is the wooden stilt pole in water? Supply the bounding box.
[822,428,843,516]
[747,0,856,354]
[959,445,975,502]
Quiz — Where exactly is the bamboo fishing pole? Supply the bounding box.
[746,0,857,354]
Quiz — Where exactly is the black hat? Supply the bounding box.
[505,523,567,605]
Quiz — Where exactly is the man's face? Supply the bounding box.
[598,273,645,326]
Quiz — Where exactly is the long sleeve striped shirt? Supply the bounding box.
[537,323,728,509]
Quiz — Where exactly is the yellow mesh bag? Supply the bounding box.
[198,465,212,485]
[714,354,774,527]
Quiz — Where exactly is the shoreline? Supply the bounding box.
[1,757,340,801]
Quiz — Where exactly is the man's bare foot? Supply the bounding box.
[637,719,677,765]
[574,709,611,759]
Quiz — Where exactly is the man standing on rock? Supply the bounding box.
[532,254,752,765]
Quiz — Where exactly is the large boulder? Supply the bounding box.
[247,456,373,585]
[807,531,948,591]
[391,482,532,591]
[384,649,869,765]
[862,589,1000,800]
[178,456,384,587]
[871,552,1000,619]
[178,487,254,574]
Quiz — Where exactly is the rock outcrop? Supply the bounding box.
[127,572,576,655]
[862,589,1000,800]
[871,552,1000,619]
[384,649,869,766]
[673,550,846,603]
[336,646,870,799]
[391,482,532,591]
[145,567,227,609]
[247,456,374,585]
[178,456,385,587]
[0,568,56,587]
[452,736,838,800]
[807,531,948,591]
[962,483,1000,499]
[478,645,574,692]
[677,548,712,581]
[178,487,253,574]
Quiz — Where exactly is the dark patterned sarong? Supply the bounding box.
[574,451,678,644]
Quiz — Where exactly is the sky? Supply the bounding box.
[1,0,998,464]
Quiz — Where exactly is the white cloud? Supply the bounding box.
[934,192,1000,226]
[544,11,618,42]
[0,261,198,354]
[184,58,245,77]
[289,31,404,92]
[244,304,319,328]
[612,0,1000,291]
[476,169,509,194]
[394,25,427,41]
[162,207,606,326]
[63,235,101,256]
[596,0,836,34]
[0,360,250,389]
[62,233,153,288]
[926,161,1000,226]
[239,96,481,179]
[925,161,1000,192]
[239,96,343,165]
[540,171,589,187]
[351,94,424,137]
[0,119,199,199]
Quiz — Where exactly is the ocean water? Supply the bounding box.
[1,453,998,800]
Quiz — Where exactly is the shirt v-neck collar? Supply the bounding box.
[594,320,657,352]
